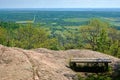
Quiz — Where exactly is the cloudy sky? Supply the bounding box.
[0,0,120,8]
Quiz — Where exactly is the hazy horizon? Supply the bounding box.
[0,0,120,8]
[1,8,120,12]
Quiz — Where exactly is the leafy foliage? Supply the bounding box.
[80,19,120,57]
[0,19,119,57]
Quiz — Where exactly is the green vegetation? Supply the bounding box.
[0,19,120,57]
[77,73,112,80]
[1,10,120,28]
[0,23,59,50]
[80,19,120,57]
[63,18,89,22]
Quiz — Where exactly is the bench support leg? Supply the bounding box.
[104,63,108,71]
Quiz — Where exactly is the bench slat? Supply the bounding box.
[70,58,112,63]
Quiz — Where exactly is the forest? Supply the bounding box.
[0,18,120,58]
[0,10,120,58]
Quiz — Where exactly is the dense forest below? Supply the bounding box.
[0,18,120,58]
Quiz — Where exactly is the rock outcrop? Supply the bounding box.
[0,45,119,80]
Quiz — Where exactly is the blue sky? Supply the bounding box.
[0,0,120,8]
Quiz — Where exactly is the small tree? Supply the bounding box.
[80,19,109,51]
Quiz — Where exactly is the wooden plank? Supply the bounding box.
[70,58,112,63]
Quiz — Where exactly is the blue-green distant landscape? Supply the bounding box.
[0,8,120,30]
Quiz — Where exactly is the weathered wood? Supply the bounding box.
[69,58,111,71]
[70,58,112,63]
